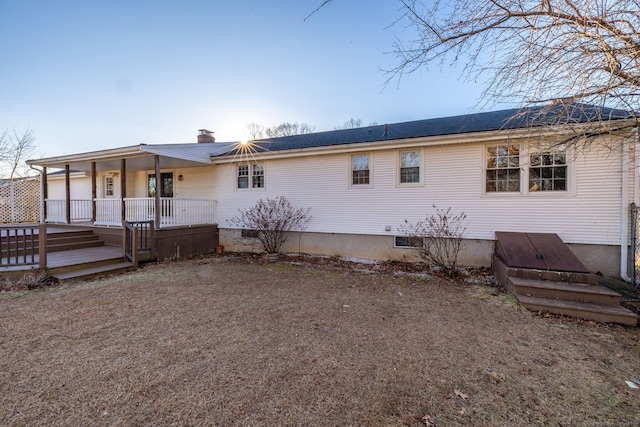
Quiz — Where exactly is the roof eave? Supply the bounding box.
[26,144,147,168]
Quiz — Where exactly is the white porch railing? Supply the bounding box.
[45,199,92,223]
[46,198,216,227]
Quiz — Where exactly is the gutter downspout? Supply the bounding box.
[620,131,639,282]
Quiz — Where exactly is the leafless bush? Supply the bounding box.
[229,196,311,254]
[0,269,55,291]
[399,205,467,277]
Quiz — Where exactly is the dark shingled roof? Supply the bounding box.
[226,104,632,155]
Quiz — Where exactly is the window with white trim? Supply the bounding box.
[237,164,265,190]
[237,165,249,189]
[252,164,264,188]
[394,236,423,248]
[399,150,420,184]
[486,144,520,192]
[105,176,114,197]
[351,154,370,185]
[528,148,567,191]
[485,143,569,194]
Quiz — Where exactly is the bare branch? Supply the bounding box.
[390,0,640,149]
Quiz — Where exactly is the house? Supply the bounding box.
[26,105,639,279]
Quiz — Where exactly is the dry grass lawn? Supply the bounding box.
[1,254,639,426]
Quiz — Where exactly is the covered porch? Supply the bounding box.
[27,142,233,229]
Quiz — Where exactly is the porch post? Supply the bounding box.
[121,159,126,223]
[42,166,48,223]
[65,164,71,224]
[154,155,161,229]
[91,162,97,222]
[38,223,47,269]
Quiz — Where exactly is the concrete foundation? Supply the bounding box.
[220,228,623,277]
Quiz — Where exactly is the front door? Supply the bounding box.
[148,172,174,217]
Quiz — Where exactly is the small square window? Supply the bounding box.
[529,149,567,191]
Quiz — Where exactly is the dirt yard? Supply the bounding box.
[1,254,639,426]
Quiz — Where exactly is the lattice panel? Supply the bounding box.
[0,177,40,224]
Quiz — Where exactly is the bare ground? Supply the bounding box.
[0,254,639,426]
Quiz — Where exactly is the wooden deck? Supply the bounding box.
[0,246,124,272]
[47,246,123,268]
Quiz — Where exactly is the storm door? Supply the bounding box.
[148,172,174,217]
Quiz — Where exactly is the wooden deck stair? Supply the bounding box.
[508,276,637,326]
[45,230,135,282]
[493,232,638,327]
[47,229,104,251]
[48,246,135,282]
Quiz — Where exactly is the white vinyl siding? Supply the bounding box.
[215,140,631,246]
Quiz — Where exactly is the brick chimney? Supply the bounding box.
[197,129,215,143]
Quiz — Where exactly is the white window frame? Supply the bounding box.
[394,235,424,248]
[104,175,115,197]
[397,149,423,186]
[350,153,373,188]
[237,163,265,191]
[485,143,521,193]
[483,142,573,196]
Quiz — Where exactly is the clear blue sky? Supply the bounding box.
[0,0,485,157]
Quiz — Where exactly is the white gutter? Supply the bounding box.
[620,130,639,282]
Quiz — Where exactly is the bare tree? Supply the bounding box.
[247,122,266,140]
[336,118,363,129]
[391,0,640,145]
[0,128,37,179]
[266,122,316,137]
[247,122,316,139]
[334,118,379,130]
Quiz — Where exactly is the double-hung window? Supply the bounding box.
[237,165,249,189]
[486,144,521,192]
[352,154,370,185]
[400,150,420,184]
[485,143,569,194]
[252,164,264,188]
[237,163,265,190]
[529,148,566,191]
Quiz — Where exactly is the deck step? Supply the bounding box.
[47,239,105,253]
[52,261,135,281]
[510,277,621,306]
[518,295,638,326]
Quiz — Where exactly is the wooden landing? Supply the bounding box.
[47,246,135,282]
[47,246,124,268]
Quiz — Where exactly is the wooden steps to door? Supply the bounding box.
[493,232,637,327]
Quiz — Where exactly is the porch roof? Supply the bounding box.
[26,142,237,172]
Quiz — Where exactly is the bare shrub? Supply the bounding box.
[399,205,467,277]
[229,196,311,254]
[0,269,55,292]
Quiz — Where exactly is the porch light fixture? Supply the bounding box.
[178,174,183,181]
